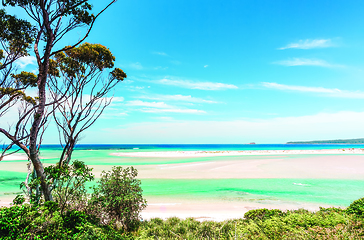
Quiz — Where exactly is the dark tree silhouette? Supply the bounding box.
[0,0,117,201]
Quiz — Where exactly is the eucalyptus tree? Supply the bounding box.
[0,9,37,159]
[49,43,126,168]
[0,0,117,201]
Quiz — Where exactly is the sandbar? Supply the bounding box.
[141,198,332,221]
[110,148,364,158]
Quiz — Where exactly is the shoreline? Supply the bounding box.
[141,198,336,221]
[0,196,335,222]
[110,148,364,158]
[2,149,364,221]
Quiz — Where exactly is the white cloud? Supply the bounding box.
[262,82,364,99]
[98,111,364,143]
[125,100,206,114]
[156,78,238,90]
[16,56,37,68]
[138,94,218,104]
[124,86,145,92]
[141,108,206,114]
[279,39,334,50]
[152,51,168,56]
[204,65,208,68]
[273,58,338,67]
[124,62,143,70]
[123,80,134,84]
[110,96,125,102]
[153,66,168,70]
[126,100,173,109]
[153,116,174,121]
[100,111,128,119]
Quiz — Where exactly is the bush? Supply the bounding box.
[45,160,94,214]
[89,166,147,231]
[0,203,132,239]
[244,208,284,221]
[346,197,364,217]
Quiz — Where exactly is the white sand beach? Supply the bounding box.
[2,149,364,221]
[110,148,364,158]
[140,198,331,221]
[105,150,364,180]
[111,150,364,220]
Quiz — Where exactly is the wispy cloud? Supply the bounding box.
[125,100,206,114]
[262,82,364,99]
[171,60,181,65]
[156,78,238,90]
[204,65,208,68]
[128,62,143,70]
[100,111,364,144]
[126,100,172,108]
[16,56,37,68]
[138,94,218,104]
[273,58,341,68]
[152,51,168,56]
[279,39,334,50]
[110,96,125,102]
[142,108,205,114]
[153,66,168,70]
[121,62,168,71]
[100,111,128,119]
[153,116,174,121]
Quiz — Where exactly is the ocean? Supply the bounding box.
[1,144,364,208]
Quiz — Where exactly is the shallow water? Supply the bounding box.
[141,178,364,207]
[1,144,364,208]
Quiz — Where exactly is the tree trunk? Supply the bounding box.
[28,64,53,201]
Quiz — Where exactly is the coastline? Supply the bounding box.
[110,148,364,158]
[141,198,333,221]
[2,148,364,221]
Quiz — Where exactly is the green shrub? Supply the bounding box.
[244,208,284,221]
[89,166,147,232]
[0,204,35,239]
[346,197,364,217]
[45,160,94,214]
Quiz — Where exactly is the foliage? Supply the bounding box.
[0,0,117,203]
[45,160,94,214]
[137,206,363,239]
[0,203,132,239]
[0,9,35,67]
[346,197,364,217]
[21,160,93,212]
[50,43,127,168]
[89,166,147,231]
[2,0,95,27]
[2,196,364,239]
[244,208,284,221]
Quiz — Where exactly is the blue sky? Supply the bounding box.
[5,0,364,143]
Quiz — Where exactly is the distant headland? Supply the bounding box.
[287,138,364,144]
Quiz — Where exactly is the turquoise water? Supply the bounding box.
[0,171,26,198]
[41,143,364,151]
[1,144,364,208]
[141,178,364,207]
[2,172,363,207]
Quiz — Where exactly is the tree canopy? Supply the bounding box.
[0,0,119,201]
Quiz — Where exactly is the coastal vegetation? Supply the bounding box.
[0,163,147,239]
[1,194,364,239]
[287,138,364,144]
[0,0,123,202]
